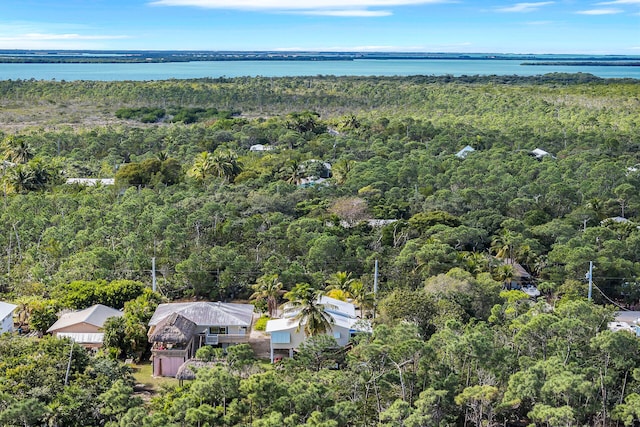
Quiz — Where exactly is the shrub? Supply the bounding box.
[254,315,270,331]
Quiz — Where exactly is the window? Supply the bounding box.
[333,332,341,339]
[209,326,227,335]
[271,332,291,344]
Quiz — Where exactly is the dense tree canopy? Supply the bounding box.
[0,74,639,425]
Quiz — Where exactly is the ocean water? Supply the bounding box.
[0,59,638,81]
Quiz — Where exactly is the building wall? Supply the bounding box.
[270,324,352,351]
[1,314,13,333]
[153,354,188,377]
[51,322,101,334]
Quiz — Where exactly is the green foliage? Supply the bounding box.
[254,314,269,331]
[115,157,182,187]
[54,279,145,309]
[115,107,166,123]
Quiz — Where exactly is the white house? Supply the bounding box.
[0,301,17,333]
[265,296,370,363]
[249,144,273,152]
[65,178,115,186]
[531,148,555,160]
[455,145,475,159]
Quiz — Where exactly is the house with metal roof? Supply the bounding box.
[47,304,123,348]
[147,301,254,377]
[148,301,254,347]
[265,296,370,363]
[0,301,17,333]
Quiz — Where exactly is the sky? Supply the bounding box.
[0,0,638,54]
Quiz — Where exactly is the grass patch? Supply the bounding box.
[131,361,179,392]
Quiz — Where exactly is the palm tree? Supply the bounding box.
[250,274,283,318]
[211,149,243,183]
[331,158,355,185]
[283,283,333,337]
[6,164,36,194]
[491,229,515,261]
[2,136,34,164]
[494,264,516,290]
[281,159,304,185]
[325,271,355,296]
[347,279,374,318]
[188,151,216,182]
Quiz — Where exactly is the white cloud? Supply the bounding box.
[0,27,129,49]
[297,9,392,16]
[495,2,554,12]
[576,8,623,14]
[150,0,448,7]
[148,0,450,15]
[0,33,128,41]
[597,0,640,4]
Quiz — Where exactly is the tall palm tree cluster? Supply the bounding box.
[188,149,243,183]
[2,137,59,194]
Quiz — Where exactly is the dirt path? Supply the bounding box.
[248,314,271,359]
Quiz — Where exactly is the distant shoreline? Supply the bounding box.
[523,61,640,67]
[1,50,639,64]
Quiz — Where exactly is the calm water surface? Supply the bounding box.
[0,59,638,81]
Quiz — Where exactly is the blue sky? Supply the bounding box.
[0,1,638,54]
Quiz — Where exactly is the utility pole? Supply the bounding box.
[152,257,157,293]
[587,261,593,301]
[64,342,73,386]
[373,259,379,319]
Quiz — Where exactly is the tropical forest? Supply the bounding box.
[1,73,640,426]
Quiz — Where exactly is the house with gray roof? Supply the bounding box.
[47,304,123,348]
[149,301,254,347]
[147,301,254,377]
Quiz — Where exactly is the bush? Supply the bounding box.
[254,315,270,331]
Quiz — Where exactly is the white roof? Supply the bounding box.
[57,332,105,344]
[319,296,356,318]
[249,144,273,151]
[66,178,115,186]
[531,148,554,159]
[615,311,640,324]
[455,145,475,158]
[269,297,370,334]
[0,301,17,320]
[47,304,123,333]
[603,216,630,224]
[607,322,635,333]
[265,317,297,332]
[266,312,370,333]
[148,301,254,327]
